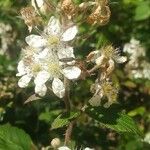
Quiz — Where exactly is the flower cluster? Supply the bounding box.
[123,38,150,80]
[17,16,81,98]
[87,45,126,107]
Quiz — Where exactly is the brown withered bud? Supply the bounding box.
[20,6,42,32]
[96,0,108,6]
[60,0,77,19]
[87,0,111,26]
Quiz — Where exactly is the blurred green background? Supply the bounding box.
[0,0,150,149]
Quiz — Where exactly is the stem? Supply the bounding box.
[63,77,73,145]
[88,65,100,74]
[64,121,74,145]
[63,77,71,112]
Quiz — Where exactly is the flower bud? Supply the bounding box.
[51,138,61,148]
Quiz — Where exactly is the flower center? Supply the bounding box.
[31,63,42,74]
[47,61,62,78]
[47,36,60,46]
[102,45,115,58]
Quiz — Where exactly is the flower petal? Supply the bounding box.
[31,0,44,8]
[18,74,32,88]
[58,146,71,150]
[45,16,61,35]
[95,55,105,66]
[84,148,95,150]
[34,70,50,85]
[115,56,127,63]
[62,26,78,41]
[106,59,115,75]
[63,66,81,80]
[57,46,75,59]
[26,35,46,48]
[52,78,65,98]
[38,48,49,59]
[35,84,47,97]
[89,94,101,107]
[16,60,26,76]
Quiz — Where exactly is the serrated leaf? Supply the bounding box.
[0,124,35,150]
[85,105,142,136]
[51,111,80,129]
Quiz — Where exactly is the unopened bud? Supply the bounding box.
[51,138,61,148]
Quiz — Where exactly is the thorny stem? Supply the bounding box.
[64,77,71,112]
[88,65,100,74]
[63,77,73,145]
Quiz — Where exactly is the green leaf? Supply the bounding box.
[128,107,146,117]
[134,1,150,21]
[85,105,142,136]
[51,111,80,129]
[0,124,34,150]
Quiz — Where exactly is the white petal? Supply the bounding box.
[25,35,46,48]
[130,38,140,45]
[106,59,115,75]
[31,0,44,8]
[16,60,26,76]
[45,16,61,35]
[34,71,50,85]
[58,146,71,150]
[57,46,75,59]
[95,55,105,66]
[35,84,47,97]
[52,78,65,98]
[38,48,49,59]
[115,56,127,63]
[62,26,78,41]
[84,148,95,150]
[89,95,101,107]
[63,66,81,80]
[18,75,32,88]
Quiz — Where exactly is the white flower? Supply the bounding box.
[87,45,126,76]
[124,38,150,80]
[25,16,78,56]
[17,56,46,95]
[123,38,145,59]
[16,47,48,96]
[34,52,81,98]
[58,146,71,150]
[129,61,150,80]
[87,45,127,66]
[17,16,80,98]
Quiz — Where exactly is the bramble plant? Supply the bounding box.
[16,0,140,149]
[1,0,150,150]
